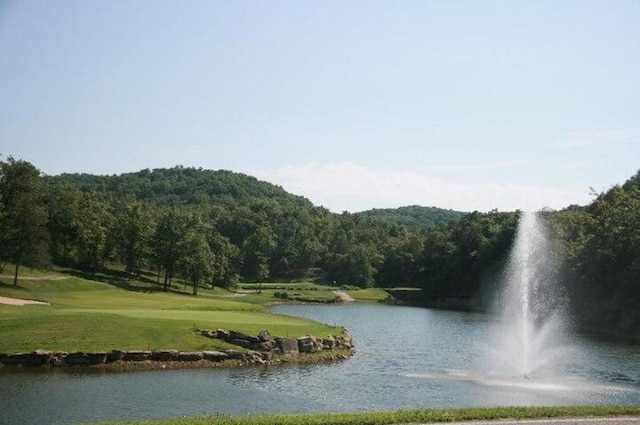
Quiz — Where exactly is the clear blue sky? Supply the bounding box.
[1,1,639,212]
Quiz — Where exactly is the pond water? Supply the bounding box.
[1,304,639,424]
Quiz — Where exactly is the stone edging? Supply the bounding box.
[198,328,353,355]
[0,328,354,369]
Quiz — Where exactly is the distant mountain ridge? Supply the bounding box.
[45,166,314,209]
[356,205,467,229]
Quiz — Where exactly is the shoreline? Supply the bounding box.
[0,349,355,373]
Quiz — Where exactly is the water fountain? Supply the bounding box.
[490,210,568,380]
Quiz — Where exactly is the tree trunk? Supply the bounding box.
[13,261,20,286]
[192,277,198,296]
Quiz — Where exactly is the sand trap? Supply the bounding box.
[0,296,50,306]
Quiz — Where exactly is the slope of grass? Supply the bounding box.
[0,272,339,354]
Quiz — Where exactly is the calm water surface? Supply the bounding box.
[1,304,638,424]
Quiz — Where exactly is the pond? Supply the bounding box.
[1,304,639,424]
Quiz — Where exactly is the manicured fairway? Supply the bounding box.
[0,274,339,354]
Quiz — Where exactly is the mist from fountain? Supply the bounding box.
[489,210,568,379]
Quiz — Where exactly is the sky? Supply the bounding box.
[1,1,639,213]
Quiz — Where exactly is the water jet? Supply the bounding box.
[490,210,567,380]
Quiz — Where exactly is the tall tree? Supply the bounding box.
[177,230,214,295]
[113,200,155,280]
[151,208,189,291]
[0,157,50,285]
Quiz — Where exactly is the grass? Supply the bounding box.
[346,288,390,302]
[0,270,340,354]
[89,405,640,425]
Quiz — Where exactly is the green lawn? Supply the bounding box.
[346,288,390,302]
[90,405,640,425]
[0,272,339,354]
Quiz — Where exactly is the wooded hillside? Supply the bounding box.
[1,156,637,338]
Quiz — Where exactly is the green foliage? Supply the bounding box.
[0,157,50,284]
[2,155,639,338]
[356,204,466,230]
[553,171,640,338]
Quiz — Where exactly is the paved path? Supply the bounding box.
[424,418,640,425]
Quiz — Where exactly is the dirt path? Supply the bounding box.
[0,296,50,306]
[333,290,356,302]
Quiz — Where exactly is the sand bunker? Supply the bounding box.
[0,296,50,306]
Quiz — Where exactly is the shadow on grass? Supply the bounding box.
[59,267,208,298]
[59,268,163,294]
[0,280,29,291]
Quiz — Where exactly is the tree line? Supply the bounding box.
[0,156,638,337]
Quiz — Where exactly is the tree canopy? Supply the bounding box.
[1,158,638,339]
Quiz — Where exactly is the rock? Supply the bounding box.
[216,329,229,339]
[86,352,107,365]
[2,353,30,365]
[258,329,272,342]
[66,352,89,366]
[243,350,266,365]
[202,351,228,361]
[259,340,275,351]
[177,351,204,362]
[229,330,259,344]
[50,353,67,367]
[106,350,125,363]
[322,337,336,349]
[223,350,243,360]
[123,350,151,362]
[151,350,179,361]
[28,350,53,366]
[297,336,317,353]
[200,330,217,339]
[276,337,299,355]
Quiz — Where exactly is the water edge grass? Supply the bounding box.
[89,405,640,425]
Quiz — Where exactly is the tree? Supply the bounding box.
[112,200,154,280]
[151,208,189,291]
[177,230,214,295]
[0,157,50,285]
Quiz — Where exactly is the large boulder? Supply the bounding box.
[258,329,272,342]
[86,352,107,365]
[66,352,89,366]
[276,337,299,355]
[106,350,125,363]
[151,350,179,361]
[322,336,336,349]
[228,330,259,344]
[202,351,228,361]
[177,351,204,362]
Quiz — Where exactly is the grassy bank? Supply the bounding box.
[91,405,640,425]
[0,270,341,355]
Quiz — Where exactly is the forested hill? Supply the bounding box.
[356,205,466,230]
[44,167,313,208]
[2,156,638,340]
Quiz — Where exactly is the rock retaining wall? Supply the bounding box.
[198,328,353,356]
[0,328,353,368]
